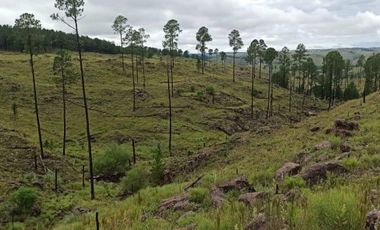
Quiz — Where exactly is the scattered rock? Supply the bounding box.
[218,176,253,193]
[293,150,312,165]
[325,128,333,134]
[366,210,380,230]
[163,169,175,184]
[353,112,361,121]
[334,119,359,131]
[73,206,92,214]
[334,119,359,137]
[315,141,332,150]
[157,194,193,215]
[238,192,269,206]
[310,126,320,132]
[305,111,317,117]
[340,142,351,153]
[210,186,225,208]
[244,213,266,230]
[275,162,301,181]
[300,161,347,185]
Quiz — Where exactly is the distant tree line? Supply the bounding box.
[0,24,189,58]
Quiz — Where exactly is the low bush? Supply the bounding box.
[120,165,149,194]
[189,187,209,205]
[283,176,305,190]
[94,144,131,177]
[9,187,39,216]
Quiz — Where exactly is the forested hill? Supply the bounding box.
[0,24,160,56]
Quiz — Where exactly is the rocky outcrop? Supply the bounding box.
[310,126,320,132]
[340,142,351,153]
[315,141,332,150]
[244,213,266,230]
[157,194,194,215]
[238,192,269,206]
[275,162,301,181]
[334,119,359,137]
[218,176,253,193]
[210,186,225,208]
[366,210,380,230]
[300,161,347,185]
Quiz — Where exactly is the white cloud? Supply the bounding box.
[1,0,380,51]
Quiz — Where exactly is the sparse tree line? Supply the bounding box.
[8,0,380,207]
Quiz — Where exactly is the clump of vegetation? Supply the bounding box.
[329,136,342,150]
[190,85,196,92]
[359,154,380,169]
[342,157,360,170]
[343,82,360,101]
[120,165,149,194]
[283,176,305,190]
[196,91,204,101]
[294,187,367,229]
[9,187,39,217]
[205,85,215,103]
[151,144,165,185]
[189,187,209,205]
[94,144,131,177]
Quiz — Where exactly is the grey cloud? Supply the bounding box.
[1,0,380,51]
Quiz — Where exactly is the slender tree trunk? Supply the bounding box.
[132,139,136,164]
[171,57,174,97]
[61,69,67,156]
[74,18,95,200]
[136,56,139,85]
[167,63,172,156]
[289,74,293,113]
[142,47,146,89]
[233,52,236,82]
[120,33,125,73]
[270,66,274,117]
[131,46,136,112]
[251,60,255,118]
[328,71,333,111]
[259,60,262,79]
[28,34,44,159]
[266,64,272,119]
[202,51,205,74]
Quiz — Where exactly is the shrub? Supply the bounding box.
[189,188,209,204]
[283,176,305,190]
[342,157,360,169]
[343,82,360,101]
[120,165,149,194]
[205,86,215,96]
[190,85,196,92]
[94,144,131,177]
[9,187,38,216]
[196,91,204,101]
[150,144,165,185]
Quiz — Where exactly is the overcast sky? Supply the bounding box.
[1,0,380,52]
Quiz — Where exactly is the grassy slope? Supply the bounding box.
[53,92,380,230]
[3,49,372,229]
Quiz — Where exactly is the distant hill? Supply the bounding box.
[222,47,380,66]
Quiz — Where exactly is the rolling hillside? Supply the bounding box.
[0,50,379,229]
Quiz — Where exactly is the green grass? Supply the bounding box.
[1,50,380,229]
